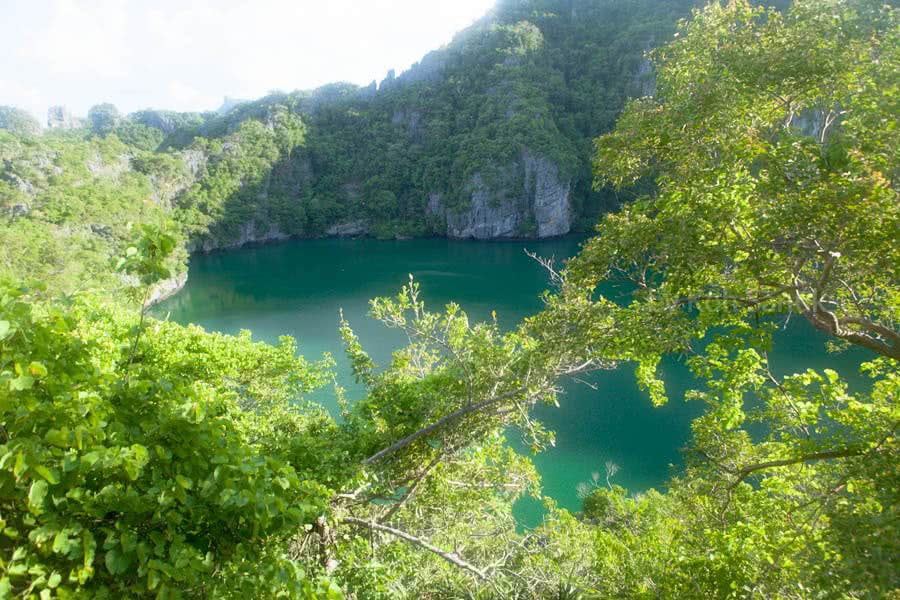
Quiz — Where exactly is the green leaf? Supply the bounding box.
[34,465,59,484]
[82,530,96,569]
[9,374,34,391]
[147,569,160,590]
[52,532,72,554]
[47,572,62,589]
[27,361,48,378]
[28,480,48,514]
[45,429,69,448]
[104,547,130,576]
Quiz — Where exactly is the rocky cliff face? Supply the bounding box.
[192,220,290,253]
[46,106,81,129]
[432,151,572,240]
[193,150,572,251]
[444,174,522,239]
[146,271,188,307]
[325,220,369,236]
[524,153,572,237]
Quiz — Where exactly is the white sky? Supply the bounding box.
[0,0,495,122]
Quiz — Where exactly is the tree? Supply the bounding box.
[318,277,608,596]
[551,0,899,595]
[0,107,41,137]
[271,106,306,159]
[87,103,122,134]
[580,0,899,360]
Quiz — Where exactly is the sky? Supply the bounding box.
[0,0,496,123]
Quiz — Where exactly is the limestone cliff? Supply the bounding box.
[191,220,290,254]
[46,106,83,129]
[146,271,188,307]
[431,151,572,240]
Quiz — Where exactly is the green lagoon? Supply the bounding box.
[155,236,868,525]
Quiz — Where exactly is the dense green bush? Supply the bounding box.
[0,277,342,597]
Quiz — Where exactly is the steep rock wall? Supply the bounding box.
[433,151,572,240]
[192,220,290,253]
[524,153,572,238]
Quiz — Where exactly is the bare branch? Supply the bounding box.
[343,517,488,580]
[524,249,563,286]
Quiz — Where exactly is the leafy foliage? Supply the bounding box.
[0,130,189,295]
[0,0,897,598]
[0,232,339,598]
[550,0,900,595]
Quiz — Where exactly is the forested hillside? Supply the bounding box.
[0,0,897,598]
[169,0,698,245]
[2,0,698,274]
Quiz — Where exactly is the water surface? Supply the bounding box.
[155,237,867,525]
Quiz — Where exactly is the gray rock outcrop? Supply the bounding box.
[132,110,177,134]
[435,151,572,239]
[379,69,397,91]
[391,110,424,140]
[47,106,81,129]
[399,50,447,85]
[7,203,29,218]
[524,153,571,237]
[325,220,369,237]
[445,174,522,239]
[146,271,188,307]
[216,97,248,115]
[0,106,42,136]
[196,220,290,253]
[634,54,656,97]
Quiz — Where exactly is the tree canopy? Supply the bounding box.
[557,0,900,595]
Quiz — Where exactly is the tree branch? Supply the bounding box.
[364,387,529,465]
[792,287,900,360]
[673,285,796,310]
[380,452,444,523]
[813,251,839,307]
[727,448,863,491]
[840,316,900,347]
[524,249,563,286]
[343,517,487,580]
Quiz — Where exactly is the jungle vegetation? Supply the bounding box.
[0,0,897,597]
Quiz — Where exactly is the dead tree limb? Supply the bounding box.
[343,517,488,580]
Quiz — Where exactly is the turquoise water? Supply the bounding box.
[154,236,868,525]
